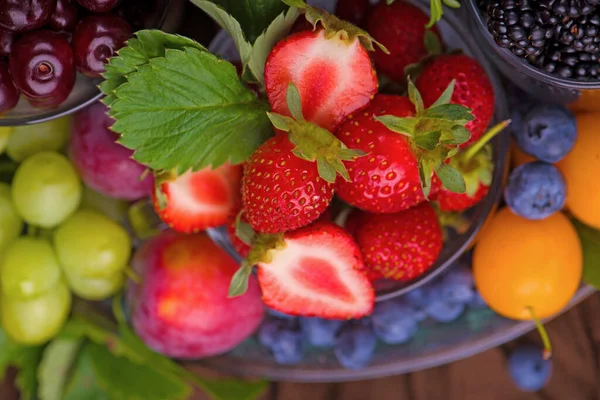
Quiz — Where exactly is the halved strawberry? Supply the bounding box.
[256,222,374,319]
[153,164,242,234]
[265,5,381,132]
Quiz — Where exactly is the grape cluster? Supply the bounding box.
[0,116,133,345]
[0,0,140,114]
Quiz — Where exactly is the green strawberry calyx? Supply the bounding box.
[282,0,388,53]
[152,170,179,210]
[266,83,366,183]
[374,79,473,198]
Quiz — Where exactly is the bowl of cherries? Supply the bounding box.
[0,0,174,126]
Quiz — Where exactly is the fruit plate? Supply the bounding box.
[206,0,511,302]
[0,0,181,128]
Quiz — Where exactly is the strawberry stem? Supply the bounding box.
[527,306,553,360]
[124,267,141,284]
[463,120,511,163]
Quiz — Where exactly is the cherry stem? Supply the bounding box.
[463,119,511,163]
[527,306,553,359]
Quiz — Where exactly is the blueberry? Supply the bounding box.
[334,322,377,370]
[507,345,552,392]
[403,287,432,308]
[371,299,418,345]
[265,306,296,320]
[513,104,577,163]
[424,296,465,323]
[300,317,343,348]
[438,266,475,304]
[469,292,489,309]
[504,162,566,220]
[257,319,304,365]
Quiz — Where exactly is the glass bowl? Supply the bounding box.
[464,0,600,113]
[205,0,511,302]
[0,0,182,127]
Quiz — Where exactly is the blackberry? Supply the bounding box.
[537,43,600,79]
[540,0,600,18]
[487,1,557,57]
[555,13,600,52]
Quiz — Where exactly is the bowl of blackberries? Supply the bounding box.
[0,0,174,126]
[466,0,600,107]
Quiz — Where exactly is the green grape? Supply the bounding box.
[81,185,129,223]
[1,279,71,346]
[54,210,131,278]
[0,183,23,253]
[12,152,82,228]
[0,127,13,155]
[65,270,124,301]
[0,237,62,300]
[6,116,71,162]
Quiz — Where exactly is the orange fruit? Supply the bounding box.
[473,208,582,320]
[557,113,600,230]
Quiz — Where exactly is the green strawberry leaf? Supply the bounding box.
[14,346,44,400]
[229,262,253,297]
[408,80,425,113]
[38,338,82,400]
[419,159,433,199]
[415,130,442,150]
[424,29,442,55]
[109,47,272,174]
[267,112,296,131]
[235,212,256,246]
[436,163,466,193]
[573,219,600,289]
[430,79,456,108]
[286,83,305,121]
[316,158,337,182]
[443,125,471,145]
[62,346,110,400]
[421,104,474,121]
[373,116,416,137]
[207,0,289,44]
[200,380,269,400]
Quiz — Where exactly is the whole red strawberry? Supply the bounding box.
[335,86,473,214]
[354,202,443,281]
[416,54,495,147]
[335,0,371,27]
[367,0,441,82]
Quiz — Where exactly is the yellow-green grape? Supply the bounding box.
[0,183,23,254]
[64,270,124,301]
[81,185,129,223]
[0,238,61,300]
[54,210,131,278]
[0,127,13,155]
[12,152,82,228]
[1,280,71,346]
[6,116,71,162]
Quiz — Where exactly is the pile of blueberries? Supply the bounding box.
[0,0,155,113]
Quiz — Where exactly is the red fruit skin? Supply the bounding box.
[265,29,378,132]
[0,29,15,57]
[335,0,372,27]
[367,1,440,82]
[153,163,242,234]
[70,102,155,200]
[257,222,375,319]
[355,203,443,281]
[335,94,433,213]
[128,231,264,359]
[49,0,80,32]
[0,0,56,33]
[434,184,489,212]
[242,135,334,234]
[342,208,383,282]
[416,54,495,147]
[0,62,20,114]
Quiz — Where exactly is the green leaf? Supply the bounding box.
[573,220,600,289]
[424,29,442,55]
[337,148,366,160]
[374,115,416,137]
[201,379,269,400]
[436,163,466,193]
[427,0,444,28]
[421,104,474,121]
[443,125,471,145]
[282,0,306,7]
[228,263,253,297]
[14,346,44,400]
[101,30,207,106]
[414,130,442,150]
[286,83,304,121]
[208,0,289,44]
[418,159,433,199]
[317,158,337,183]
[235,215,256,246]
[87,342,191,400]
[110,47,272,174]
[430,79,455,108]
[38,339,82,400]
[267,112,295,131]
[63,347,110,400]
[443,0,461,8]
[408,80,424,113]
[188,0,253,64]
[246,7,300,88]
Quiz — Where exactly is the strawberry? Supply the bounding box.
[367,0,441,82]
[416,54,495,147]
[153,164,242,234]
[354,202,443,281]
[265,3,383,132]
[255,222,375,319]
[335,82,474,214]
[335,0,372,27]
[433,120,510,212]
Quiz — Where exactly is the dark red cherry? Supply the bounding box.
[72,14,132,78]
[75,0,120,13]
[0,29,15,57]
[0,0,57,33]
[49,0,80,31]
[0,62,19,114]
[10,30,75,108]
